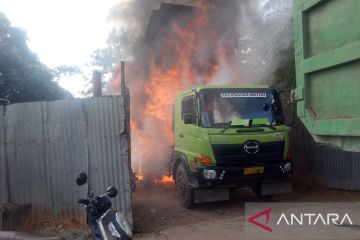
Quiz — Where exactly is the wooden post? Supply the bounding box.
[92,70,102,97]
[121,61,125,96]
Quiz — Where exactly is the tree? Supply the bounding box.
[51,65,82,82]
[90,28,130,72]
[83,28,130,96]
[0,12,71,104]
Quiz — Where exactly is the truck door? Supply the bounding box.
[176,95,199,163]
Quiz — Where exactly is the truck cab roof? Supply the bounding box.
[176,84,271,97]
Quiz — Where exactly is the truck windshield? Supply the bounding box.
[199,88,283,128]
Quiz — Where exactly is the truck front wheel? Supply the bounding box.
[175,163,194,208]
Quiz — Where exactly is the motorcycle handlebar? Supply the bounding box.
[78,191,112,206]
[99,193,110,198]
[78,198,90,205]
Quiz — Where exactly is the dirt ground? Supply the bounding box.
[133,181,360,240]
[3,181,360,240]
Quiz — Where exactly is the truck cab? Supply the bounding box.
[170,85,292,208]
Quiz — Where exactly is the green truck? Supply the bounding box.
[169,85,292,208]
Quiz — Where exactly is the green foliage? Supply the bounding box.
[90,28,129,73]
[270,46,296,124]
[0,12,71,104]
[51,65,82,81]
[262,16,295,95]
[271,46,296,92]
[86,28,130,96]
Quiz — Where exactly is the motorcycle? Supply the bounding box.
[76,172,133,240]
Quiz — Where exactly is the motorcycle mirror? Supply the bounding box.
[106,186,118,198]
[76,172,88,185]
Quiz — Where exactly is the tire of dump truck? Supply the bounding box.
[175,163,194,208]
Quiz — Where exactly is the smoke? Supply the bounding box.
[107,0,294,180]
[107,0,202,58]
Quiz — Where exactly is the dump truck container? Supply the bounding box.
[293,0,360,152]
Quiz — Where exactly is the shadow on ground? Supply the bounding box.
[132,182,271,234]
[132,181,360,236]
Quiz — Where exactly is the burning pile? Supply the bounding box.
[108,0,248,182]
[124,1,241,183]
[105,0,294,183]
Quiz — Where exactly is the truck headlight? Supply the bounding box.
[203,170,217,179]
[116,212,133,238]
[108,222,120,238]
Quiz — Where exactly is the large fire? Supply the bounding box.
[114,1,236,183]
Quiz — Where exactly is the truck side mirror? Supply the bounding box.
[271,100,280,115]
[262,103,270,111]
[183,113,195,124]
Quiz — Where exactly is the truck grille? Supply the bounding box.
[212,141,285,168]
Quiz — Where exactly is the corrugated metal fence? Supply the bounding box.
[0,105,7,204]
[0,96,132,226]
[290,115,360,190]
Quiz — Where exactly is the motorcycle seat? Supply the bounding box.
[0,231,61,240]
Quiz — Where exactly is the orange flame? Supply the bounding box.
[115,1,234,179]
[156,175,174,183]
[136,175,144,182]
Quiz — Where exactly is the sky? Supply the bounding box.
[0,0,120,96]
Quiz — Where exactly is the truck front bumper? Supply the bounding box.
[195,161,291,188]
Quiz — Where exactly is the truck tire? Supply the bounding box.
[175,163,194,208]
